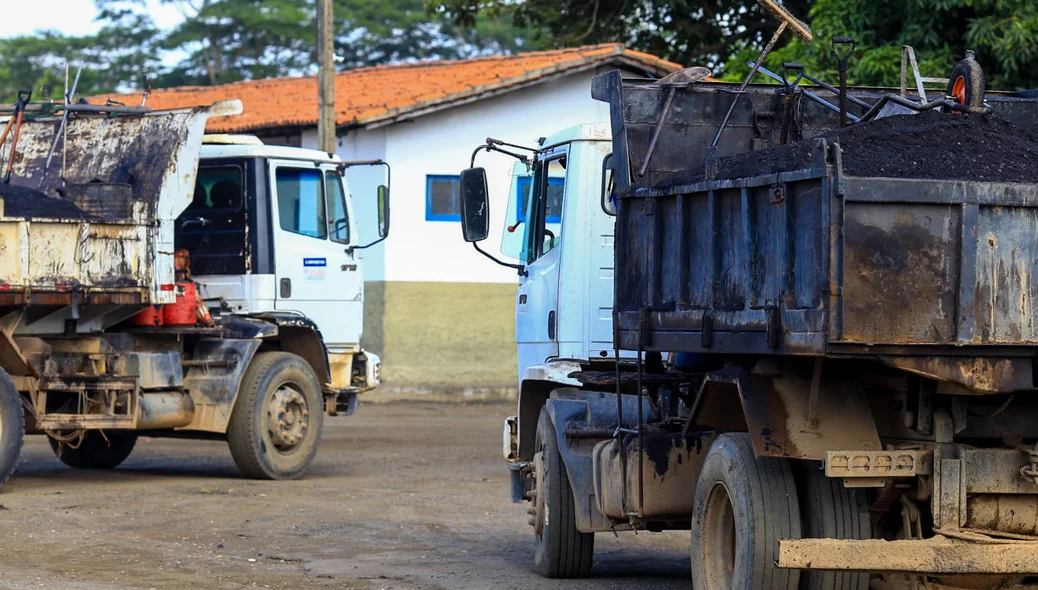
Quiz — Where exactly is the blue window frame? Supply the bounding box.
[426,174,461,222]
[516,176,564,224]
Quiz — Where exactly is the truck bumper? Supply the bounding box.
[778,537,1038,574]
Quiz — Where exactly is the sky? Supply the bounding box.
[0,0,184,38]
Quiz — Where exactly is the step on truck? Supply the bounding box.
[457,63,1038,588]
[0,98,388,485]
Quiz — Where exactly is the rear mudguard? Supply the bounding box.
[544,388,657,533]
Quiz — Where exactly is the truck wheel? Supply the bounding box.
[48,431,137,469]
[944,57,985,113]
[532,407,593,578]
[0,370,24,488]
[795,463,870,590]
[227,352,323,480]
[691,433,801,590]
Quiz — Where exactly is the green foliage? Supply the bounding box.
[722,0,1038,90]
[0,0,541,99]
[431,0,811,71]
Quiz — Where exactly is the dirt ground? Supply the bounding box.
[0,402,691,589]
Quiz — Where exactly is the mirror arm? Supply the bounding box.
[346,235,387,255]
[469,144,529,168]
[473,242,527,277]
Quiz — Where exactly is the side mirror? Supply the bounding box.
[340,159,391,252]
[376,184,390,238]
[459,167,489,243]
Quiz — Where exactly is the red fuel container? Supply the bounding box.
[163,281,200,326]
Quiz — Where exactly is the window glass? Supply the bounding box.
[190,166,243,211]
[516,176,564,223]
[521,154,567,263]
[602,153,616,215]
[276,168,326,239]
[178,164,247,276]
[426,175,460,221]
[539,157,566,256]
[325,171,350,244]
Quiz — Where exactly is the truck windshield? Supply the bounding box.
[177,164,247,276]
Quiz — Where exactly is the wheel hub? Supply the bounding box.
[702,482,737,590]
[527,451,547,536]
[267,385,309,451]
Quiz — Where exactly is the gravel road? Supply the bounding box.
[0,402,690,589]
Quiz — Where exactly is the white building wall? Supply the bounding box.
[303,65,629,285]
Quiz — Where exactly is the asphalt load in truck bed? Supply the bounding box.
[0,184,94,220]
[656,111,1038,187]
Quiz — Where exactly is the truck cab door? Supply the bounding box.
[268,160,363,351]
[516,148,568,371]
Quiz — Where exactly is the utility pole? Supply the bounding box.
[316,0,335,153]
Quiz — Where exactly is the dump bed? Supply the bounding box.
[592,70,1038,393]
[0,101,239,325]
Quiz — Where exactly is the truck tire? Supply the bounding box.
[0,370,24,488]
[48,431,137,469]
[532,407,593,578]
[795,463,870,590]
[226,352,323,480]
[692,433,801,590]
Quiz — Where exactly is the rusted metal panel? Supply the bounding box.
[777,537,1038,573]
[883,355,1032,394]
[842,203,960,342]
[720,366,882,460]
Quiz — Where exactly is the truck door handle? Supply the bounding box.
[548,311,556,340]
[341,264,357,271]
[280,278,291,298]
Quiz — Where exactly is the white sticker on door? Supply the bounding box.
[304,257,327,281]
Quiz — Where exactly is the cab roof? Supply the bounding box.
[540,123,611,149]
[200,137,341,164]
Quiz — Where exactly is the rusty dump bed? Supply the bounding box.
[592,70,1038,393]
[0,100,240,312]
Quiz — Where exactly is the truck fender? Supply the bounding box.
[183,314,333,433]
[516,360,582,461]
[544,388,657,533]
[182,337,262,433]
[247,312,331,385]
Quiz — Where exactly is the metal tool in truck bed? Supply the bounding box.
[0,95,388,487]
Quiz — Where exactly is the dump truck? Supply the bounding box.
[0,98,388,487]
[457,61,1038,588]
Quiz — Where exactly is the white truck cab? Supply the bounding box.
[182,136,389,404]
[459,123,619,454]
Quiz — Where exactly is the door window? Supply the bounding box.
[178,164,246,276]
[524,155,567,262]
[276,168,327,239]
[325,171,350,244]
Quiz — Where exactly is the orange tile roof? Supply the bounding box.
[93,44,684,133]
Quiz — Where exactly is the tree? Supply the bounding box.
[0,0,540,100]
[723,0,1038,91]
[430,0,811,71]
[156,0,542,85]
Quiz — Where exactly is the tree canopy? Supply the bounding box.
[434,0,1038,91]
[0,0,541,101]
[4,0,1038,103]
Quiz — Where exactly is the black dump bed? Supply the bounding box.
[592,70,1038,393]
